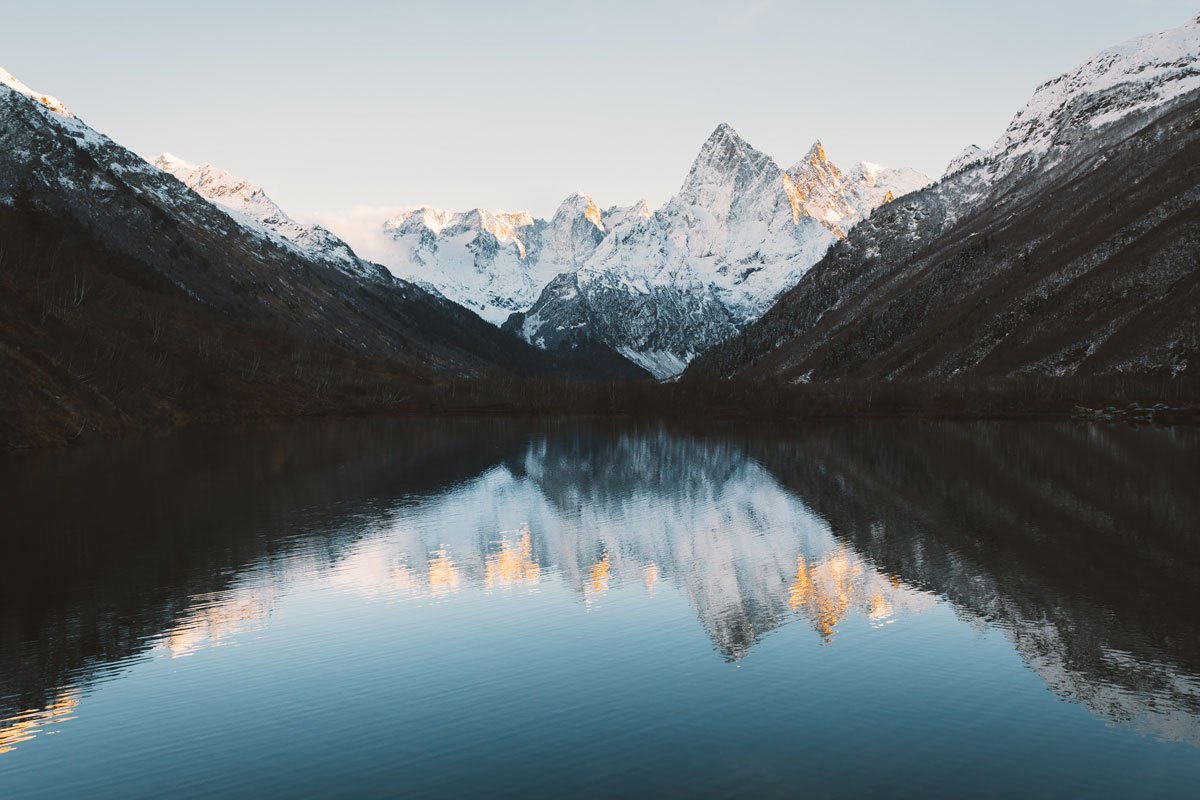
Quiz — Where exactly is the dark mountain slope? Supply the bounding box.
[0,75,647,447]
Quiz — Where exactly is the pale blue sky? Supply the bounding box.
[3,1,1194,217]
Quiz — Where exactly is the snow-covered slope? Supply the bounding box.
[844,161,930,214]
[380,204,555,323]
[943,144,985,177]
[350,125,929,376]
[949,12,1200,197]
[0,66,99,144]
[928,15,1200,222]
[150,153,380,281]
[991,16,1200,169]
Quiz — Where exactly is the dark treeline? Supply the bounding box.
[430,371,1200,423]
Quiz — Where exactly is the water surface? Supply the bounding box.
[1,419,1198,798]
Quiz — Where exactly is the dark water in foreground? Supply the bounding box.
[1,419,1198,798]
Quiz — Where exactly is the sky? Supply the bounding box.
[2,1,1195,219]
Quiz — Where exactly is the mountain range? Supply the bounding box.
[344,132,928,376]
[0,67,647,445]
[1,14,1197,445]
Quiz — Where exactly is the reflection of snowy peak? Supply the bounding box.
[361,124,928,376]
[331,427,936,661]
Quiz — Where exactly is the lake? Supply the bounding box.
[1,418,1198,798]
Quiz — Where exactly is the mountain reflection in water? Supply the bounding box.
[0,418,1197,796]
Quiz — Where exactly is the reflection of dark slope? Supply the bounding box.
[528,424,748,513]
[0,419,526,717]
[755,423,1200,740]
[526,426,798,660]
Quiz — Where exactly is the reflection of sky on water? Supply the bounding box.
[1,420,1198,798]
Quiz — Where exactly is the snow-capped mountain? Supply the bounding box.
[782,141,928,237]
[691,14,1200,384]
[348,126,929,377]
[380,203,568,323]
[514,127,930,376]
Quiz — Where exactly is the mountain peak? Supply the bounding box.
[710,121,740,139]
[680,122,777,203]
[789,139,839,179]
[153,152,194,171]
[697,122,756,158]
[943,144,986,176]
[0,66,73,117]
[552,192,605,233]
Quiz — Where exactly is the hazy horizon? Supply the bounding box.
[3,1,1195,219]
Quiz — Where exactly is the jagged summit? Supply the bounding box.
[682,123,775,186]
[551,192,605,233]
[707,121,741,143]
[676,123,782,227]
[153,154,268,205]
[801,140,828,166]
[384,207,536,246]
[153,152,194,171]
[784,141,852,233]
[0,66,73,117]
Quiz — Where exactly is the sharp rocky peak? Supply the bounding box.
[688,123,775,175]
[551,192,605,233]
[677,123,782,215]
[803,140,828,165]
[788,140,842,179]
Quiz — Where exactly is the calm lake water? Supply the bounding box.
[1,419,1198,798]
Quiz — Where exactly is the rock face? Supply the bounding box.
[689,15,1200,384]
[355,126,929,377]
